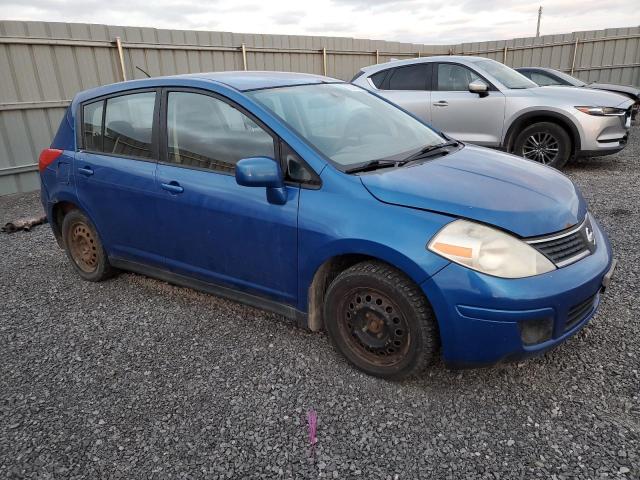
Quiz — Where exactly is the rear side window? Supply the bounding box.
[386,64,430,90]
[370,70,388,88]
[166,91,275,174]
[83,101,104,152]
[104,92,156,159]
[437,64,480,91]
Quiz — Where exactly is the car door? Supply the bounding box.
[154,89,299,304]
[371,63,432,123]
[75,90,163,265]
[430,63,506,146]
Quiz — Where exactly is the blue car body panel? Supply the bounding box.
[361,145,586,237]
[39,72,614,368]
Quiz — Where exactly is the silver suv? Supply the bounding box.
[352,56,633,168]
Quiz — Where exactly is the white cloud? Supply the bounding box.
[0,0,638,44]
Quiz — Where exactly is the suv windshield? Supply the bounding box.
[476,59,538,89]
[246,83,445,167]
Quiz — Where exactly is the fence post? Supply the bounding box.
[570,38,579,75]
[322,47,327,76]
[114,36,127,81]
[503,46,508,64]
[241,43,248,71]
[375,48,379,64]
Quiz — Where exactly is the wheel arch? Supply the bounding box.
[504,111,581,155]
[50,199,81,246]
[303,243,435,332]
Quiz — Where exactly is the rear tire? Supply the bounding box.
[323,261,439,380]
[62,210,115,282]
[513,122,571,169]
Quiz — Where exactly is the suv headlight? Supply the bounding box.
[428,220,556,278]
[575,106,627,116]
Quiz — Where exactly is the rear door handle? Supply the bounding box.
[433,101,449,107]
[78,166,94,176]
[161,181,184,194]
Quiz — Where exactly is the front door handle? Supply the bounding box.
[78,166,94,176]
[161,181,184,194]
[433,101,449,107]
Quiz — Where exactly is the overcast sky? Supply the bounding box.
[1,0,638,44]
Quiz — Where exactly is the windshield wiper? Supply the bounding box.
[401,140,461,163]
[344,159,399,174]
[344,140,462,174]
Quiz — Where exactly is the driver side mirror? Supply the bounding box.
[468,80,489,97]
[235,157,287,205]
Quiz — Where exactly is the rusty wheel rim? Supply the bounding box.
[338,288,411,367]
[68,221,98,273]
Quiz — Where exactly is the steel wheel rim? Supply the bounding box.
[338,288,410,367]
[522,132,560,164]
[68,221,98,273]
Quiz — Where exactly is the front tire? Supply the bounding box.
[513,122,571,169]
[61,210,115,282]
[323,261,438,380]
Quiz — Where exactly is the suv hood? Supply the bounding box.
[586,83,640,100]
[532,85,633,108]
[360,145,586,238]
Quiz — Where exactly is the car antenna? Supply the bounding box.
[135,65,151,78]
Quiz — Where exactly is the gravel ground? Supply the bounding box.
[1,130,638,480]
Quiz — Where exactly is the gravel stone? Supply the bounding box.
[1,127,639,479]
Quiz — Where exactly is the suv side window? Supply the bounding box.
[437,63,480,91]
[103,92,156,159]
[386,64,430,91]
[166,91,275,174]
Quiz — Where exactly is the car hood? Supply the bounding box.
[586,83,640,100]
[360,145,587,238]
[532,85,634,108]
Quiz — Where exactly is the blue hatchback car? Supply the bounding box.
[39,71,615,379]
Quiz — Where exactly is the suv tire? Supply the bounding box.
[62,209,116,282]
[323,261,439,380]
[514,122,571,169]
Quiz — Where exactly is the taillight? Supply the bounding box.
[38,148,63,173]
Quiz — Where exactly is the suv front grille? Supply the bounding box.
[566,293,598,331]
[526,215,597,267]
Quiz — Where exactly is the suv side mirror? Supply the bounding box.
[235,157,287,205]
[469,80,489,97]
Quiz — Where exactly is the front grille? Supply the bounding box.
[566,293,598,331]
[526,216,596,267]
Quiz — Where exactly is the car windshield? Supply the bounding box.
[551,69,587,87]
[476,59,538,89]
[246,83,445,167]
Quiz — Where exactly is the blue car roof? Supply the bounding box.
[72,71,341,105]
[180,71,340,91]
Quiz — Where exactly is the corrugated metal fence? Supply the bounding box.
[1,20,639,195]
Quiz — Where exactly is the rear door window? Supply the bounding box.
[386,64,430,90]
[103,92,156,159]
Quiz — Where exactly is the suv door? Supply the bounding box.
[75,90,162,265]
[370,63,432,123]
[155,89,299,303]
[430,63,506,146]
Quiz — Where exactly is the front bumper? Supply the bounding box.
[421,217,614,368]
[576,109,631,156]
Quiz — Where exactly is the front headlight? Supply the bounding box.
[428,220,556,278]
[575,106,627,116]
